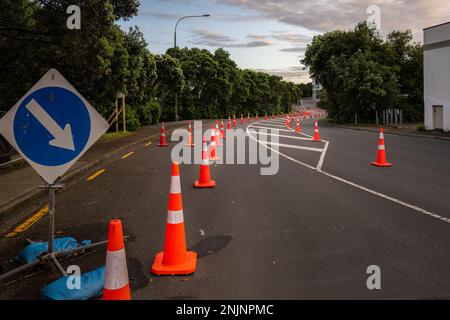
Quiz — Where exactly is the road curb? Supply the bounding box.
[0,122,191,222]
[325,123,450,141]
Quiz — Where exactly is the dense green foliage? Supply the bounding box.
[0,0,304,131]
[302,22,423,123]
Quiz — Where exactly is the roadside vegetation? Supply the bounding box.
[0,0,310,132]
[303,22,423,124]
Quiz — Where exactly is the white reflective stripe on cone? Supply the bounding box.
[104,248,129,290]
[170,175,181,194]
[202,158,210,165]
[378,145,386,150]
[167,210,184,224]
[380,133,385,140]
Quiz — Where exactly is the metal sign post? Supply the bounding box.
[45,183,67,275]
[0,69,111,282]
[0,181,115,281]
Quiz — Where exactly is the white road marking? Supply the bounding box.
[259,120,286,125]
[286,126,314,139]
[256,123,287,128]
[317,141,330,171]
[247,124,450,225]
[258,141,324,153]
[248,130,313,141]
[250,126,295,133]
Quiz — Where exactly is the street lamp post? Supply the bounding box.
[173,14,210,122]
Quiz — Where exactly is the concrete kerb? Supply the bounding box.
[325,122,450,142]
[0,121,192,223]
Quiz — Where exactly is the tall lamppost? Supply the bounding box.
[173,14,210,122]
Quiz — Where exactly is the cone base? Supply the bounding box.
[313,139,321,142]
[151,251,197,275]
[194,180,216,188]
[371,161,392,167]
[103,284,131,300]
[158,143,169,147]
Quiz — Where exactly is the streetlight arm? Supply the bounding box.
[174,15,210,50]
[173,14,210,122]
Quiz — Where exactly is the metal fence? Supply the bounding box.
[380,109,403,127]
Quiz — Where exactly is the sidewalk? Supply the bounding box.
[326,122,450,141]
[0,121,192,219]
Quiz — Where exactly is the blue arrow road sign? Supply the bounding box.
[13,87,91,166]
[0,69,109,184]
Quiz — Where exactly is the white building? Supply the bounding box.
[311,77,321,101]
[424,22,450,131]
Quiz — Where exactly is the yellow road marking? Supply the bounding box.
[144,142,152,147]
[5,205,49,238]
[122,152,134,159]
[86,169,106,181]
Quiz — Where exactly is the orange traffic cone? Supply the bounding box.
[152,163,197,275]
[240,114,244,125]
[233,115,237,128]
[295,118,301,133]
[313,120,321,142]
[103,220,131,300]
[247,114,250,124]
[220,120,225,139]
[372,128,392,167]
[194,136,216,188]
[256,114,259,121]
[272,114,275,120]
[215,121,222,146]
[210,127,220,161]
[158,122,169,147]
[186,123,194,147]
[286,117,290,128]
[227,117,232,130]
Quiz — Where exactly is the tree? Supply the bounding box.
[155,54,184,121]
[303,21,423,123]
[1,1,303,129]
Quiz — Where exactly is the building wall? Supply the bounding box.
[424,23,450,131]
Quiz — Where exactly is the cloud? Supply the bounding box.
[279,47,306,53]
[253,66,310,84]
[139,11,180,20]
[188,30,273,48]
[243,40,273,47]
[214,0,450,41]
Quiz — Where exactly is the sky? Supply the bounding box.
[119,0,450,83]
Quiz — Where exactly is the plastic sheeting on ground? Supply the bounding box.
[41,266,105,300]
[16,237,92,264]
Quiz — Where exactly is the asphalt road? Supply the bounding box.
[0,115,449,300]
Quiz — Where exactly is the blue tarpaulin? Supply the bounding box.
[16,237,92,264]
[41,266,105,300]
